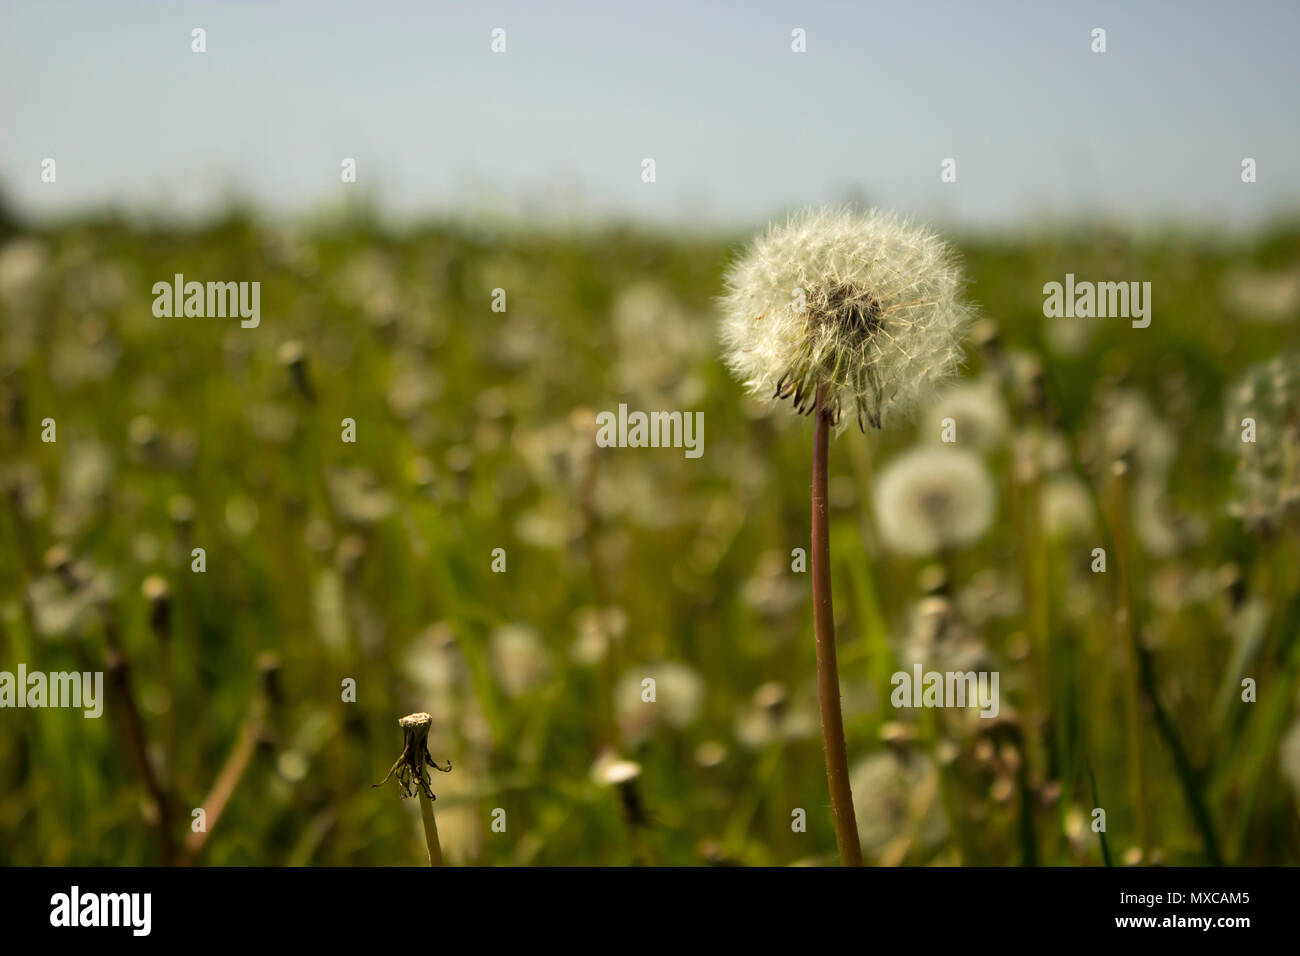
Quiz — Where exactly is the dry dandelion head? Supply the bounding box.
[719,207,972,430]
[373,712,452,800]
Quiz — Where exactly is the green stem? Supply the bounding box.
[1114,461,1223,866]
[418,789,444,866]
[1113,462,1149,860]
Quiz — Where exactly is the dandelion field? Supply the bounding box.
[1,210,1298,866]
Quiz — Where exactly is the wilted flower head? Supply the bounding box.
[373,712,452,801]
[719,207,972,429]
[874,447,995,555]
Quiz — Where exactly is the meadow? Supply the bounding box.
[1,206,1298,865]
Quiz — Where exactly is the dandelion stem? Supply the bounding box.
[811,383,864,866]
[103,613,177,865]
[417,788,444,866]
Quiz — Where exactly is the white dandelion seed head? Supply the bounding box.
[590,752,643,787]
[1224,353,1300,529]
[733,682,818,750]
[0,238,49,310]
[1040,474,1096,540]
[611,281,710,405]
[874,446,996,555]
[901,596,992,676]
[1095,387,1176,479]
[615,661,705,742]
[1221,268,1300,324]
[922,375,1009,451]
[719,207,973,430]
[1132,475,1203,557]
[489,623,552,698]
[849,750,949,856]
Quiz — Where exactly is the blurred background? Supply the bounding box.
[1,0,1298,865]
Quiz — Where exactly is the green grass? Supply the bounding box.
[1,211,1298,865]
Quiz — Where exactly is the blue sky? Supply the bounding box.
[2,0,1297,233]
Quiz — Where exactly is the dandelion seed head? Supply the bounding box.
[1224,353,1300,530]
[1041,474,1095,540]
[734,684,817,750]
[874,447,995,555]
[719,207,973,430]
[1095,387,1176,479]
[489,623,552,697]
[0,238,48,310]
[591,754,642,787]
[922,375,1009,451]
[615,661,705,742]
[1221,268,1300,324]
[849,751,948,858]
[902,596,991,677]
[1133,475,1203,556]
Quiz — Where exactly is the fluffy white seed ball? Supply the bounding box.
[874,446,996,555]
[720,207,972,430]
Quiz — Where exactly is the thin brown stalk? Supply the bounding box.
[812,383,864,866]
[103,615,176,865]
[185,705,263,859]
[186,655,279,862]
